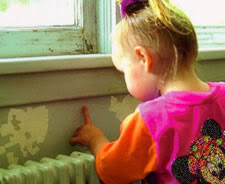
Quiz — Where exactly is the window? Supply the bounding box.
[0,0,97,58]
[171,0,225,50]
[0,0,223,59]
[0,0,75,27]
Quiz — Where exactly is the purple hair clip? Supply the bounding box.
[119,0,148,18]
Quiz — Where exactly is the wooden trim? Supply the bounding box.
[0,67,127,108]
[83,0,97,53]
[0,53,224,108]
[0,54,113,75]
[197,49,225,61]
[196,59,225,82]
[0,27,84,58]
[96,0,113,53]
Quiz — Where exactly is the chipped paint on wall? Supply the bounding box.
[109,95,139,121]
[6,152,19,165]
[0,106,48,164]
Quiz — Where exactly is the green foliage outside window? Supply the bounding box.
[0,0,40,11]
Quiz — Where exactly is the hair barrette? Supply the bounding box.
[117,0,148,18]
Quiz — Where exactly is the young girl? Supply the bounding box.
[70,0,225,183]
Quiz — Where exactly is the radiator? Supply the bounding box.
[0,151,101,184]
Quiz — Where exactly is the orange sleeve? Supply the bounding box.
[96,108,157,184]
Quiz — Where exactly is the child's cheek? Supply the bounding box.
[130,69,139,80]
[125,70,140,97]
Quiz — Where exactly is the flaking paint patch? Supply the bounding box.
[109,95,139,121]
[0,106,48,164]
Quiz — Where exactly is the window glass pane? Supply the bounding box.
[171,0,225,49]
[0,0,74,27]
[171,0,225,26]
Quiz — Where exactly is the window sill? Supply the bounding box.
[0,49,224,75]
[198,48,225,61]
[0,54,113,75]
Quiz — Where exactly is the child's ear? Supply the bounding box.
[134,46,152,73]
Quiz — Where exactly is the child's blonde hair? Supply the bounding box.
[114,0,198,80]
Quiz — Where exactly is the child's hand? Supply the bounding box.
[70,106,109,155]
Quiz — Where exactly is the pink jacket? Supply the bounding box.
[96,82,225,184]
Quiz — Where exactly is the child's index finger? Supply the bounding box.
[82,106,92,124]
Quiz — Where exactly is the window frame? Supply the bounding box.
[0,0,97,58]
[0,1,224,60]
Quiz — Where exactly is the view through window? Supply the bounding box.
[0,0,74,27]
[171,0,225,49]
[171,0,225,25]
